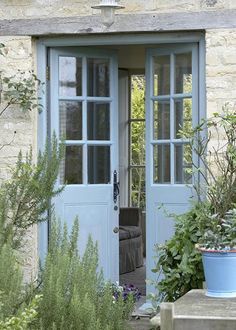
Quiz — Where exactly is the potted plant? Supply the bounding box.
[186,107,236,297]
[196,210,236,297]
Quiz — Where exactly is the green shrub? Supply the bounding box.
[0,238,41,329]
[36,218,133,330]
[0,134,64,249]
[0,242,23,319]
[0,294,42,330]
[150,203,211,305]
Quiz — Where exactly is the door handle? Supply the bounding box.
[113,170,120,204]
[113,227,119,233]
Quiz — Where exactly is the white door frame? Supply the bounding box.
[37,32,206,288]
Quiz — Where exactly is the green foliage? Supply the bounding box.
[199,209,236,250]
[150,203,208,304]
[183,108,236,247]
[0,242,23,319]
[130,76,145,209]
[0,134,64,249]
[36,218,133,330]
[1,71,43,116]
[180,107,236,216]
[0,295,42,330]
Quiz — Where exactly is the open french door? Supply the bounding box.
[145,44,199,293]
[50,47,119,281]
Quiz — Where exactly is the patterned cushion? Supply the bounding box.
[119,228,130,240]
[119,226,142,240]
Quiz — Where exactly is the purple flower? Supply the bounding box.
[112,283,141,302]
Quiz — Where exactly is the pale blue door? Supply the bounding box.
[145,44,199,293]
[50,48,119,281]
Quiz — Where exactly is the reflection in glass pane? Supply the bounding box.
[153,144,170,184]
[175,144,192,184]
[153,101,170,140]
[153,56,170,96]
[60,146,83,184]
[59,101,82,140]
[88,146,110,184]
[130,167,146,209]
[175,53,192,94]
[131,121,145,166]
[87,102,110,140]
[59,57,82,97]
[175,99,192,139]
[131,75,145,119]
[87,58,110,97]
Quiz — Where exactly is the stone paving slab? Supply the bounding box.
[161,289,236,330]
[174,289,236,318]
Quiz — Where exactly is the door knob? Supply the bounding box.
[113,227,119,233]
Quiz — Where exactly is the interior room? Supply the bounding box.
[100,44,147,295]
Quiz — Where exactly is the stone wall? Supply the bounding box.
[206,29,236,117]
[0,36,38,282]
[0,0,235,20]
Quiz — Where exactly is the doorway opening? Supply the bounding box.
[91,43,148,294]
[119,73,146,296]
[101,43,149,295]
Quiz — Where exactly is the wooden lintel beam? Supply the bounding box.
[0,9,235,36]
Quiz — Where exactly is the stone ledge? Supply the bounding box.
[161,289,236,330]
[0,9,236,36]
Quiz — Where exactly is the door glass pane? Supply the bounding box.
[87,58,110,97]
[130,121,145,166]
[87,102,110,140]
[88,146,110,184]
[153,55,170,96]
[59,57,82,97]
[60,101,82,140]
[175,52,192,94]
[130,167,145,209]
[175,144,192,184]
[153,101,170,140]
[174,98,192,139]
[60,145,83,184]
[153,144,170,184]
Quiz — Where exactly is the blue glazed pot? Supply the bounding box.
[201,250,236,298]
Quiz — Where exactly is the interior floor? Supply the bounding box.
[119,263,146,296]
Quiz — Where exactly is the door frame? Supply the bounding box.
[37,32,206,285]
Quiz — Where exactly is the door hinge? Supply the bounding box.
[46,66,50,81]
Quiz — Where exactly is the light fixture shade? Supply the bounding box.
[92,0,124,10]
[92,0,124,27]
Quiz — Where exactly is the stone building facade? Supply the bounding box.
[0,0,236,283]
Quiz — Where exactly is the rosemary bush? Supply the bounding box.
[0,241,23,319]
[0,134,64,249]
[36,218,134,330]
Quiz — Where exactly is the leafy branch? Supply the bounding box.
[0,43,43,151]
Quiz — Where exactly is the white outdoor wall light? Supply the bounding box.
[92,0,124,27]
